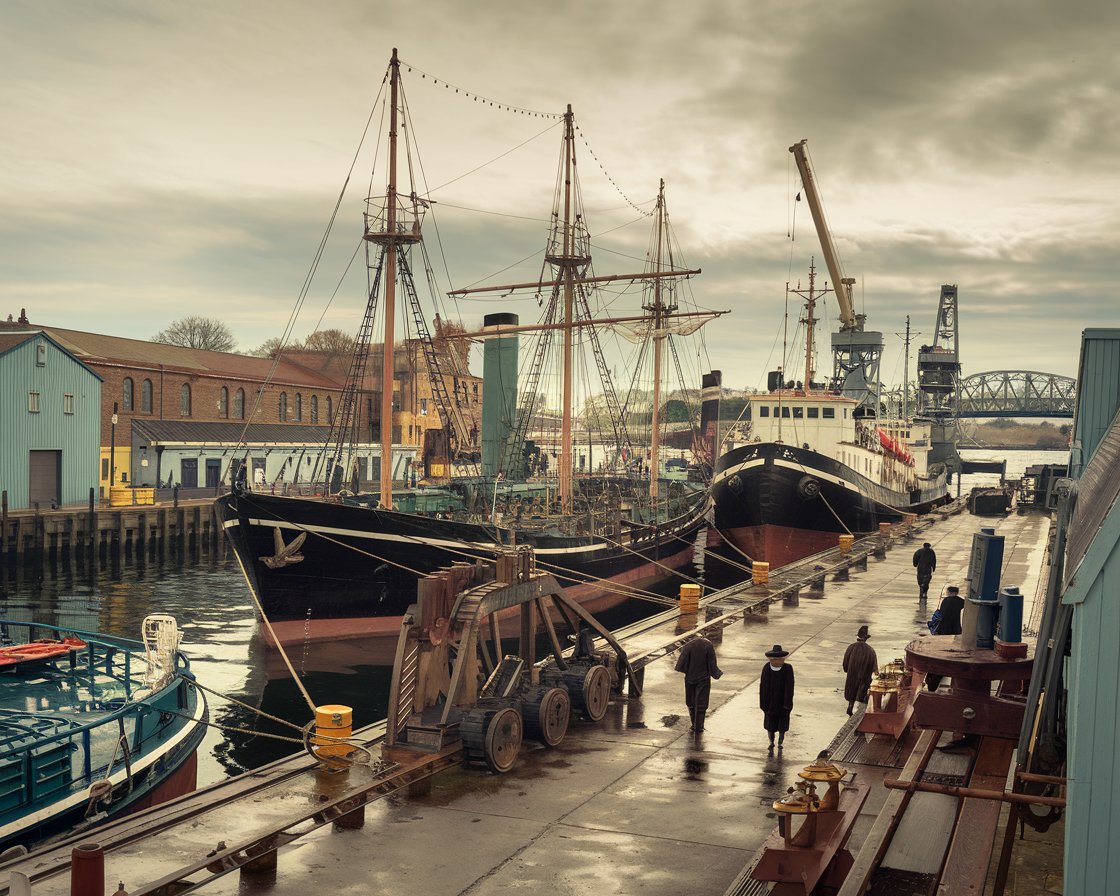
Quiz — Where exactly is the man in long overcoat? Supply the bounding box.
[842,625,878,715]
[759,645,795,750]
[675,636,722,733]
[913,542,937,599]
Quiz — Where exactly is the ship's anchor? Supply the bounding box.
[260,529,307,569]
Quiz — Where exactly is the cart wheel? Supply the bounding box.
[523,686,570,746]
[566,663,611,722]
[484,706,523,773]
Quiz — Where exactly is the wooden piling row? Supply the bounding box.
[0,491,224,566]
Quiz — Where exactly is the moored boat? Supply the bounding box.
[711,140,949,568]
[0,616,208,852]
[217,51,722,644]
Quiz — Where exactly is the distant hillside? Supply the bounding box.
[960,420,1070,450]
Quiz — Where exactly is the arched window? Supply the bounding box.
[219,386,229,418]
[295,393,302,422]
[180,383,192,416]
[326,395,333,423]
[310,395,319,424]
[234,388,245,420]
[141,379,152,413]
[278,392,287,422]
[122,378,134,412]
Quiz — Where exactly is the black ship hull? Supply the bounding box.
[711,442,950,568]
[215,489,707,644]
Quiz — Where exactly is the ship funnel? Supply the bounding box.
[481,313,519,478]
[696,370,722,473]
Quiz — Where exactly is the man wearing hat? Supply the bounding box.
[913,542,937,599]
[842,626,878,716]
[759,645,795,750]
[674,635,723,733]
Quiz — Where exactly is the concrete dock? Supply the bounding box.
[2,505,1055,895]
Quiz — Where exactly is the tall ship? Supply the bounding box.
[215,51,721,647]
[711,140,950,568]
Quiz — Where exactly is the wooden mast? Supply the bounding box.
[559,106,575,516]
[380,49,401,510]
[802,262,818,392]
[649,180,666,505]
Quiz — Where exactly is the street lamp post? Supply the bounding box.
[109,402,119,497]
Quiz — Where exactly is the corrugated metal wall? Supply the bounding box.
[1070,328,1120,477]
[1065,549,1120,894]
[0,336,101,509]
[1063,328,1120,894]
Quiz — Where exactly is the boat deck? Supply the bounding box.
[1,505,1061,895]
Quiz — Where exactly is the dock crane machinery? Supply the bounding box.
[789,140,884,417]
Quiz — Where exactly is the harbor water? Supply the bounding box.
[0,449,1066,788]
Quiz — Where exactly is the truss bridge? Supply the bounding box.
[957,370,1076,418]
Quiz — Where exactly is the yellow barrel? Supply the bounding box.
[839,534,854,553]
[313,704,354,763]
[678,583,700,614]
[752,561,770,585]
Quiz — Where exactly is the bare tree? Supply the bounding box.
[153,316,236,352]
[302,329,355,357]
[245,336,292,358]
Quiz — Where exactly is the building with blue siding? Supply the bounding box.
[0,330,102,509]
[1061,328,1120,895]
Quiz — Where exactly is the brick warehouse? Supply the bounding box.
[0,310,482,500]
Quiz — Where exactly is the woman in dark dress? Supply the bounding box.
[759,645,795,750]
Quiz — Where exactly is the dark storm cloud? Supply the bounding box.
[1,0,1116,386]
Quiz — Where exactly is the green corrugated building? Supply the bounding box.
[1062,328,1120,895]
[0,330,102,509]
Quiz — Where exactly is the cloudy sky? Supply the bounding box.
[3,0,1117,391]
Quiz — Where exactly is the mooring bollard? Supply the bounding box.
[70,842,104,896]
[313,704,354,769]
[678,583,700,615]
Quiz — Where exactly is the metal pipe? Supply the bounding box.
[883,777,1066,807]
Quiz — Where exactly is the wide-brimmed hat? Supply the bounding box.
[765,644,790,658]
[856,625,870,640]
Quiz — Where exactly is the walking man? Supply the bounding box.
[842,625,878,715]
[913,542,937,599]
[674,636,722,733]
[759,645,795,751]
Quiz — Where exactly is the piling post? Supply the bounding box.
[137,511,147,557]
[70,842,105,896]
[1,491,8,559]
[87,488,97,557]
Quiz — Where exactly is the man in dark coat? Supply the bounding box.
[913,542,937,599]
[927,586,965,691]
[759,645,795,750]
[842,625,878,715]
[674,636,722,733]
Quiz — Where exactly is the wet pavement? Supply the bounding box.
[5,506,1054,896]
[199,507,1051,896]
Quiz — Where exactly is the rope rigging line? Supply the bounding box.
[400,60,564,120]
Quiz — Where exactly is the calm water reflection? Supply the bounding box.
[0,548,717,787]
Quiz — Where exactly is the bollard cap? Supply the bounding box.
[1000,585,1021,597]
[315,705,353,727]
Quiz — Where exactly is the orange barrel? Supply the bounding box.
[878,522,892,536]
[839,534,855,554]
[752,561,770,585]
[313,705,354,765]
